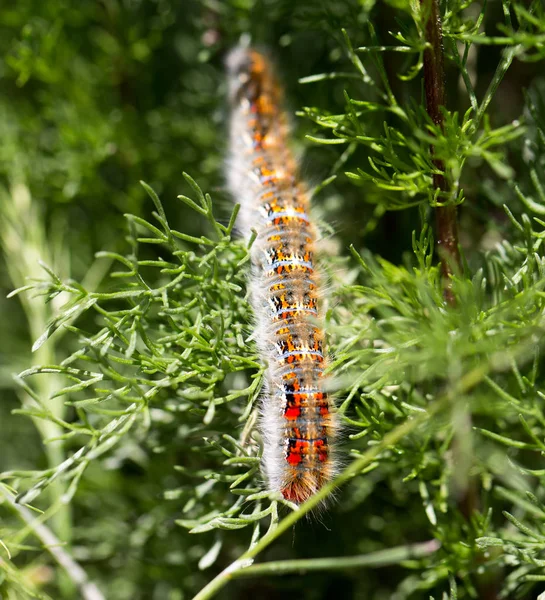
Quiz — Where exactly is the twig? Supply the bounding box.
[229,539,440,578]
[420,8,501,598]
[421,0,479,514]
[421,0,479,522]
[421,0,461,305]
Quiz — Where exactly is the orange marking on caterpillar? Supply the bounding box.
[226,45,338,505]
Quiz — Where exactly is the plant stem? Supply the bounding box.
[421,0,461,306]
[1,183,72,543]
[193,364,489,600]
[421,0,478,518]
[229,539,440,578]
[421,8,499,598]
[1,182,75,597]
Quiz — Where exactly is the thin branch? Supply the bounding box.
[230,539,441,578]
[421,0,461,305]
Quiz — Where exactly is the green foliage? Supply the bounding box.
[1,1,545,600]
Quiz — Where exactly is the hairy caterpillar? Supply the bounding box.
[226,46,338,504]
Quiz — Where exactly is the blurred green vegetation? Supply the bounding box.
[1,1,545,599]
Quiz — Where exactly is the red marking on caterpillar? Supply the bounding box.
[226,45,338,505]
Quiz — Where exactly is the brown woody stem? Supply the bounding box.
[421,0,461,306]
[420,6,500,597]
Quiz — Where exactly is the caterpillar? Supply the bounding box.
[226,46,338,504]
